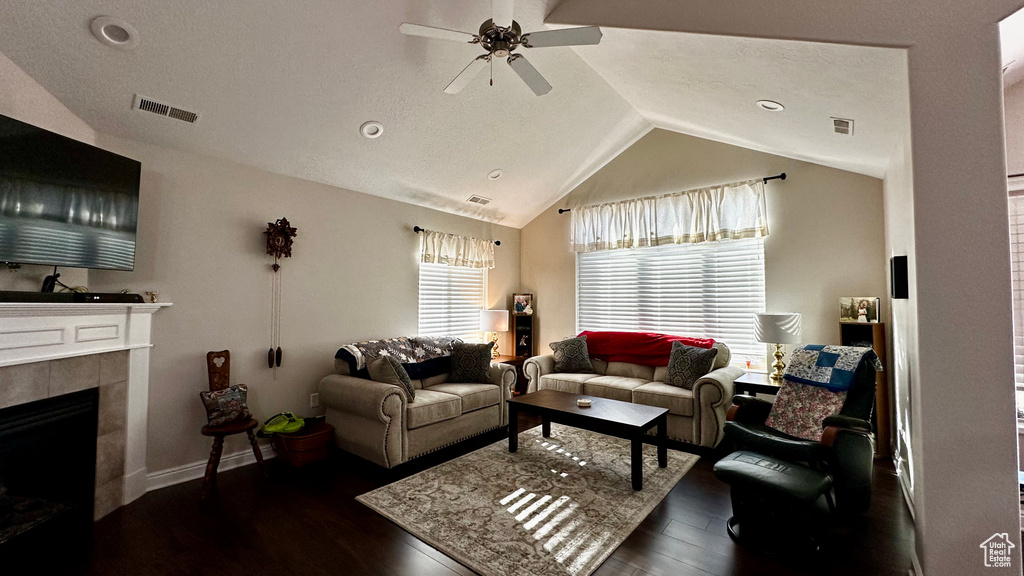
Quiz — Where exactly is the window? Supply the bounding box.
[576,238,767,367]
[418,262,486,342]
[1008,196,1024,417]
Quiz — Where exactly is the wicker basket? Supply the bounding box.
[271,422,334,467]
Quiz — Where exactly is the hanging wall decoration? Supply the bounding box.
[264,217,297,369]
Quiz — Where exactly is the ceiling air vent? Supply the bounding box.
[167,107,199,123]
[831,117,854,136]
[133,94,200,124]
[467,195,491,205]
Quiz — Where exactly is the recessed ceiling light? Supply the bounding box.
[756,100,785,112]
[360,121,383,139]
[487,169,503,180]
[90,16,139,50]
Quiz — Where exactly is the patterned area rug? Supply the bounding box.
[357,424,699,576]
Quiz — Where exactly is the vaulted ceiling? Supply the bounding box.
[0,0,909,228]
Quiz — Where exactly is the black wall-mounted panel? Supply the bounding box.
[890,256,908,299]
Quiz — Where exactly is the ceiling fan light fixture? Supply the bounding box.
[399,0,602,96]
[360,121,383,139]
[756,100,785,112]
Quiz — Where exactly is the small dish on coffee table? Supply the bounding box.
[576,398,592,408]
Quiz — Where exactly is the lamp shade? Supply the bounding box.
[753,313,802,344]
[480,309,509,332]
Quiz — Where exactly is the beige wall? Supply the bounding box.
[86,133,520,472]
[0,52,91,289]
[521,129,887,358]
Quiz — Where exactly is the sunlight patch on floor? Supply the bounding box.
[516,494,552,522]
[524,496,570,530]
[534,502,579,540]
[543,515,582,552]
[499,488,526,506]
[508,492,536,513]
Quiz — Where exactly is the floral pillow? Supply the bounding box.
[765,381,847,441]
[199,384,252,426]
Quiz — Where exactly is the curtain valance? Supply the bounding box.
[419,229,495,269]
[569,179,769,253]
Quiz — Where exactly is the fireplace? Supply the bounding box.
[0,388,99,568]
[0,302,166,531]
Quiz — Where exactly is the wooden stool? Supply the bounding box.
[200,350,265,500]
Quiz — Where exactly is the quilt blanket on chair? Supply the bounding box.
[783,344,882,392]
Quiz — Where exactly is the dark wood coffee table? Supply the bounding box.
[508,389,669,490]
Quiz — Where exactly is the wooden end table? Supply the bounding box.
[494,354,530,396]
[734,371,782,396]
[508,390,668,490]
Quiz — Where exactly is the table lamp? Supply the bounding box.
[753,313,802,382]
[480,310,509,359]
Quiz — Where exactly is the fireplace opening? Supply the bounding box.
[0,388,98,568]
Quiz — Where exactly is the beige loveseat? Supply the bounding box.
[318,352,515,469]
[523,342,742,448]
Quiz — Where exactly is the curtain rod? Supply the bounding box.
[557,172,787,214]
[413,226,500,246]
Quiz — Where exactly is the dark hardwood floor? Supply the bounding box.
[63,415,914,576]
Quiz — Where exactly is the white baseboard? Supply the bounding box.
[146,444,276,493]
[123,468,148,504]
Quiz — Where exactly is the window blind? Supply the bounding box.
[418,262,485,342]
[576,238,767,365]
[1008,196,1024,416]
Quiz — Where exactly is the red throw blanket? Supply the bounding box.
[578,331,715,367]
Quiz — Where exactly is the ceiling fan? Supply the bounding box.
[399,0,602,96]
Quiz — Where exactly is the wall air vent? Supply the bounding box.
[133,94,200,124]
[467,195,491,205]
[831,117,854,135]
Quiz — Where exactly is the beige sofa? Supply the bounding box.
[523,342,742,448]
[318,355,515,468]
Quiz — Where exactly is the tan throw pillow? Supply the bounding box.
[368,356,415,402]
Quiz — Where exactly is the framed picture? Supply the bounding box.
[513,293,534,316]
[840,297,880,323]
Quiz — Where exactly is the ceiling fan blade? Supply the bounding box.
[444,57,488,94]
[399,23,477,43]
[507,55,552,96]
[523,26,602,48]
[492,0,514,28]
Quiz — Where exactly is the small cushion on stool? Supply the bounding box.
[713,451,831,504]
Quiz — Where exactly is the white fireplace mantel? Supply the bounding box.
[0,302,170,505]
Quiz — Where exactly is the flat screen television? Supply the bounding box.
[0,114,141,271]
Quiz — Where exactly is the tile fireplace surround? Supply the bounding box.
[0,302,169,519]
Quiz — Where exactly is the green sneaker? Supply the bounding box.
[261,412,304,435]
